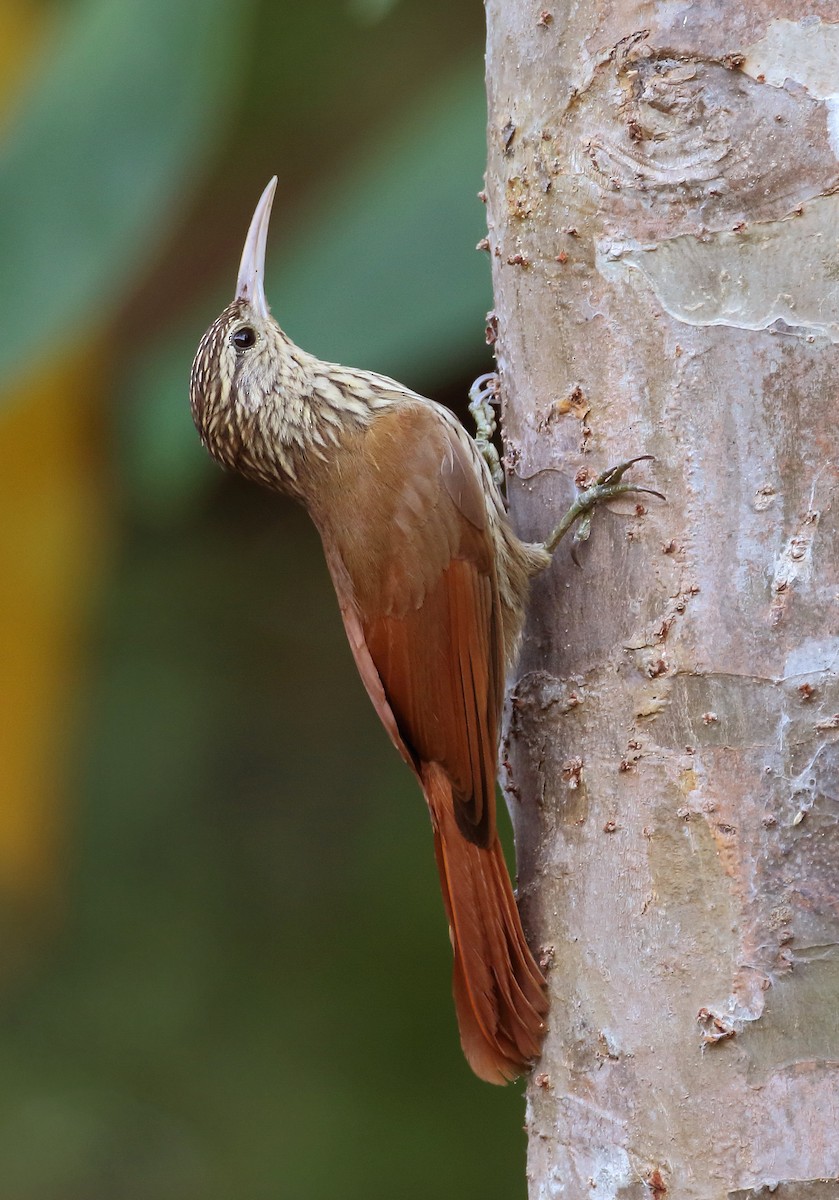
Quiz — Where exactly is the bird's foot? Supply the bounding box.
[468,373,504,488]
[543,455,664,558]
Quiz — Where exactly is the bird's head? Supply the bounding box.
[189,177,310,481]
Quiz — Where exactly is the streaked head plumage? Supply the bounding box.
[189,176,387,494]
[189,177,292,470]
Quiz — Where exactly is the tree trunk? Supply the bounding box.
[484,3,839,1196]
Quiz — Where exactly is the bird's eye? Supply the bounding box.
[231,326,257,351]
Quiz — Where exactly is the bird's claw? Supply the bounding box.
[468,373,503,487]
[544,455,664,557]
[575,455,666,531]
[591,453,655,491]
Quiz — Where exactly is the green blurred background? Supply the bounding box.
[0,1,530,1196]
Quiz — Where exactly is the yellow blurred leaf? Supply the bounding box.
[0,0,46,118]
[0,344,107,909]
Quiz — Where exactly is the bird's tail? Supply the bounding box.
[422,761,548,1084]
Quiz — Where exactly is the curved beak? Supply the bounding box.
[235,176,277,318]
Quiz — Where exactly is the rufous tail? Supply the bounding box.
[422,762,548,1084]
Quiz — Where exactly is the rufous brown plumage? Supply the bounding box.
[189,178,658,1082]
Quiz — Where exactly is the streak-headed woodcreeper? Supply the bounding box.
[190,178,659,1083]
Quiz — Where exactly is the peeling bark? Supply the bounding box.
[484,3,839,1197]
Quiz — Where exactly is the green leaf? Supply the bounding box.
[0,0,252,392]
[347,0,404,25]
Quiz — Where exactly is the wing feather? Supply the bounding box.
[317,404,503,846]
[314,402,547,1081]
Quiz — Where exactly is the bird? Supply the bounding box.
[189,177,659,1083]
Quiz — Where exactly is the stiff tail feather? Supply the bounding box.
[422,762,548,1084]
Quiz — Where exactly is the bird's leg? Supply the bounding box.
[543,455,665,557]
[468,373,504,488]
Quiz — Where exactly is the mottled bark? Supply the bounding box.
[484,3,839,1197]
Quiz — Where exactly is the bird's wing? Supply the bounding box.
[319,404,504,847]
